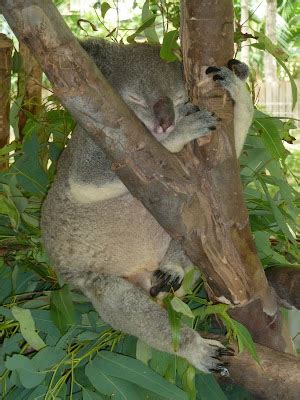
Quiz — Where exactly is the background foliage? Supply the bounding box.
[0,0,299,399]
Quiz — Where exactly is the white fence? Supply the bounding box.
[256,79,300,127]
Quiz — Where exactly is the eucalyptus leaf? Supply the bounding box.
[94,351,188,400]
[231,320,259,363]
[86,360,141,399]
[160,30,180,62]
[50,285,75,333]
[12,306,46,351]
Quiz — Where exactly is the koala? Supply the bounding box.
[41,39,253,373]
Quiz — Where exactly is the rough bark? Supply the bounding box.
[17,42,42,138]
[0,33,13,169]
[180,0,286,351]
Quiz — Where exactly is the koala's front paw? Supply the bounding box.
[188,336,233,375]
[150,264,184,297]
[179,107,220,140]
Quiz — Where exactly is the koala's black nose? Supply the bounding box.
[153,96,175,133]
[159,118,173,132]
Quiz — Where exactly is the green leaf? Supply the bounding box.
[231,320,259,363]
[164,296,181,352]
[86,360,141,400]
[11,132,48,195]
[171,297,194,319]
[101,2,111,18]
[142,0,159,44]
[136,339,152,365]
[11,306,46,351]
[195,373,227,400]
[5,354,46,389]
[83,388,104,400]
[50,285,75,333]
[127,15,156,43]
[93,351,188,399]
[32,346,65,370]
[182,365,196,400]
[254,111,287,160]
[0,195,20,229]
[260,180,296,244]
[160,30,179,62]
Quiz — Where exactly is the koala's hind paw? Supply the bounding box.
[188,337,233,375]
[150,264,184,297]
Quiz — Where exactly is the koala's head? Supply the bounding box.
[81,40,187,142]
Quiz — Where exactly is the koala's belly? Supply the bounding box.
[41,191,171,278]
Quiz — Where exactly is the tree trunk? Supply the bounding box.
[180,0,287,351]
[240,0,250,65]
[0,33,13,169]
[17,42,42,139]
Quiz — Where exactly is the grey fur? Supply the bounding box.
[41,39,253,372]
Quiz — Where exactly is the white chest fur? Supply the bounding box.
[69,178,128,204]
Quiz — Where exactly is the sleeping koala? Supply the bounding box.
[41,39,253,373]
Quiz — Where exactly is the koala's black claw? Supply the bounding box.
[206,66,221,74]
[209,126,216,130]
[150,267,184,296]
[217,347,235,357]
[213,74,224,81]
[227,59,242,69]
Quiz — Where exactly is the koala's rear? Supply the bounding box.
[41,39,252,373]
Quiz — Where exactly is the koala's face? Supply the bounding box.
[110,47,188,142]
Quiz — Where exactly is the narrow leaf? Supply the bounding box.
[160,30,179,62]
[11,306,46,351]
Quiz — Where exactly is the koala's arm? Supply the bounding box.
[164,62,253,157]
[70,272,226,373]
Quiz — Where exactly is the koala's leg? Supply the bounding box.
[71,272,228,373]
[206,60,254,157]
[149,240,199,297]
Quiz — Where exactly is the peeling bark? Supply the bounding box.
[180,0,287,351]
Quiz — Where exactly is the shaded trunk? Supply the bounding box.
[0,33,13,169]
